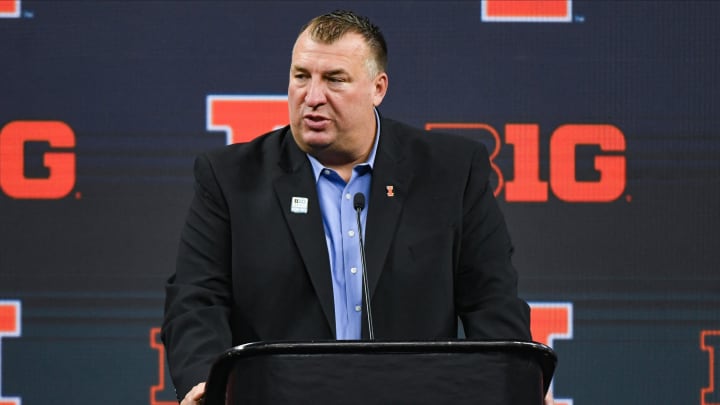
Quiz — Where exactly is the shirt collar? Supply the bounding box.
[307,108,381,182]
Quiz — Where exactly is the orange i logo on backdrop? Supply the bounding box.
[0,0,20,18]
[0,301,21,405]
[206,95,288,145]
[701,330,720,405]
[482,0,572,22]
[529,302,572,405]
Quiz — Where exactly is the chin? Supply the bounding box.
[302,130,335,145]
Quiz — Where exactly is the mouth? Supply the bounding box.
[303,114,330,130]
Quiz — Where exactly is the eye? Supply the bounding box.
[327,76,347,84]
[290,69,310,81]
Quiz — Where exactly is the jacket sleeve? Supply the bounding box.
[455,143,532,341]
[161,153,234,400]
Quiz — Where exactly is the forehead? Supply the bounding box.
[291,31,370,70]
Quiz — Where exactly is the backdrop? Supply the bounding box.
[1,1,719,404]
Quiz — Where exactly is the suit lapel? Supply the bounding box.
[365,122,414,298]
[272,129,335,336]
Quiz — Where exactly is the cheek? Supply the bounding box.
[287,92,303,115]
[287,88,298,102]
[288,84,304,101]
[336,90,368,109]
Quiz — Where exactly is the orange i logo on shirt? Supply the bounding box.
[482,0,572,22]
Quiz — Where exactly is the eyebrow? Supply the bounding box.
[324,69,348,77]
[290,65,348,77]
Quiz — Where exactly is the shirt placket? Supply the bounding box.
[340,178,363,339]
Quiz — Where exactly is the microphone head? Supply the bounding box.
[353,192,366,210]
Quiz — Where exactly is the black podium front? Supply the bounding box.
[204,340,556,405]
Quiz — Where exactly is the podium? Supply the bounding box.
[203,340,556,404]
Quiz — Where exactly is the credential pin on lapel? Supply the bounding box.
[290,196,309,214]
[386,185,394,197]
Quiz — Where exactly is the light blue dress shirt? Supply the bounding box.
[306,111,380,340]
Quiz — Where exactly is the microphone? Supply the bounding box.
[353,192,374,340]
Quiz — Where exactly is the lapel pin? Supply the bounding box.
[386,185,395,197]
[290,196,309,214]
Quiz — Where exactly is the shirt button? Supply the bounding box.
[355,305,362,312]
[348,230,355,237]
[323,169,331,176]
[350,267,358,274]
[345,193,352,200]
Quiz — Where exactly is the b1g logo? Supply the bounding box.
[0,0,20,18]
[426,122,627,203]
[0,121,76,199]
[206,95,626,203]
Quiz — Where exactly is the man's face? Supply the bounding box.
[288,30,387,165]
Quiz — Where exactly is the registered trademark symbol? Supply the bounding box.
[625,194,632,203]
[75,191,82,200]
[574,15,585,23]
[22,10,34,19]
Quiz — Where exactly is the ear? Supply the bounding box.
[372,72,389,107]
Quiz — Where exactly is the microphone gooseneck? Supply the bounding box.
[353,192,374,340]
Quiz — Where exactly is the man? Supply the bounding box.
[162,10,534,405]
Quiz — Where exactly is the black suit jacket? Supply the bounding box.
[162,118,531,398]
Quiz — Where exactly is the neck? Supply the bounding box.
[313,147,371,183]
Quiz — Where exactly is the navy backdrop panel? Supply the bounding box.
[1,1,719,404]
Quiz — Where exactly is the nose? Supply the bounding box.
[304,78,327,108]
